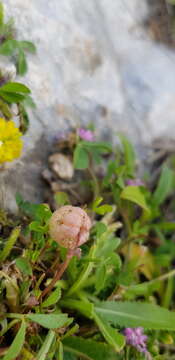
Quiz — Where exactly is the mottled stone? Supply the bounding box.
[1,0,175,211]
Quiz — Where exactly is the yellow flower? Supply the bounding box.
[0,118,23,164]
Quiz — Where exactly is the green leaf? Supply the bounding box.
[54,192,70,206]
[15,257,32,276]
[0,2,4,26]
[119,134,135,176]
[82,141,112,153]
[95,205,113,215]
[60,299,94,319]
[19,40,36,53]
[27,313,72,329]
[67,245,96,296]
[58,342,64,360]
[152,166,174,206]
[95,264,107,292]
[95,301,175,330]
[42,286,61,307]
[73,145,89,169]
[0,91,26,103]
[22,95,36,108]
[29,221,47,233]
[93,222,107,237]
[63,336,116,360]
[93,313,125,352]
[120,186,150,213]
[0,39,18,56]
[0,227,21,263]
[36,330,55,360]
[18,103,30,134]
[3,320,26,360]
[17,49,27,75]
[92,197,103,209]
[0,82,31,94]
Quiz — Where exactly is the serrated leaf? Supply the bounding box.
[16,257,32,276]
[95,301,175,330]
[120,186,150,213]
[27,313,72,329]
[42,286,61,307]
[63,336,116,360]
[73,145,89,169]
[152,166,174,206]
[93,313,125,352]
[3,320,26,360]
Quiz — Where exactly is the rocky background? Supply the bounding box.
[1,0,175,211]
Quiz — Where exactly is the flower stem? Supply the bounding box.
[39,250,73,302]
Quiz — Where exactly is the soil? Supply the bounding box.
[145,0,175,47]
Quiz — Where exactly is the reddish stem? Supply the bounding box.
[39,250,73,302]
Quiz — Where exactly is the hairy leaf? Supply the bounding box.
[95,301,175,330]
[27,313,72,329]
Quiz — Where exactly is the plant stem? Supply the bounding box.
[39,250,74,301]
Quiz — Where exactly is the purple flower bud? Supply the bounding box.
[78,128,94,142]
[126,179,145,187]
[123,327,148,354]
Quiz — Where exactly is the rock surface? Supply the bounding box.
[1,0,175,210]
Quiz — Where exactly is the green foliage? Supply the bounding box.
[74,141,112,169]
[27,313,72,329]
[3,320,26,360]
[2,130,175,360]
[94,313,125,352]
[120,186,150,213]
[152,165,174,206]
[63,336,116,360]
[95,301,175,330]
[0,2,36,133]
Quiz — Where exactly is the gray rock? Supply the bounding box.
[1,0,175,211]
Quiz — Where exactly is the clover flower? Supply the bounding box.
[78,128,94,142]
[49,205,91,250]
[0,118,23,164]
[124,327,148,354]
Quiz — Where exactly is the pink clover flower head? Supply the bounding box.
[124,327,148,354]
[126,179,144,187]
[78,128,94,142]
[49,205,91,249]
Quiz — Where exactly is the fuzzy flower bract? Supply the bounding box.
[0,118,23,164]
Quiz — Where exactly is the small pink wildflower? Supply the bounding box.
[49,205,91,250]
[124,327,149,354]
[78,128,94,142]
